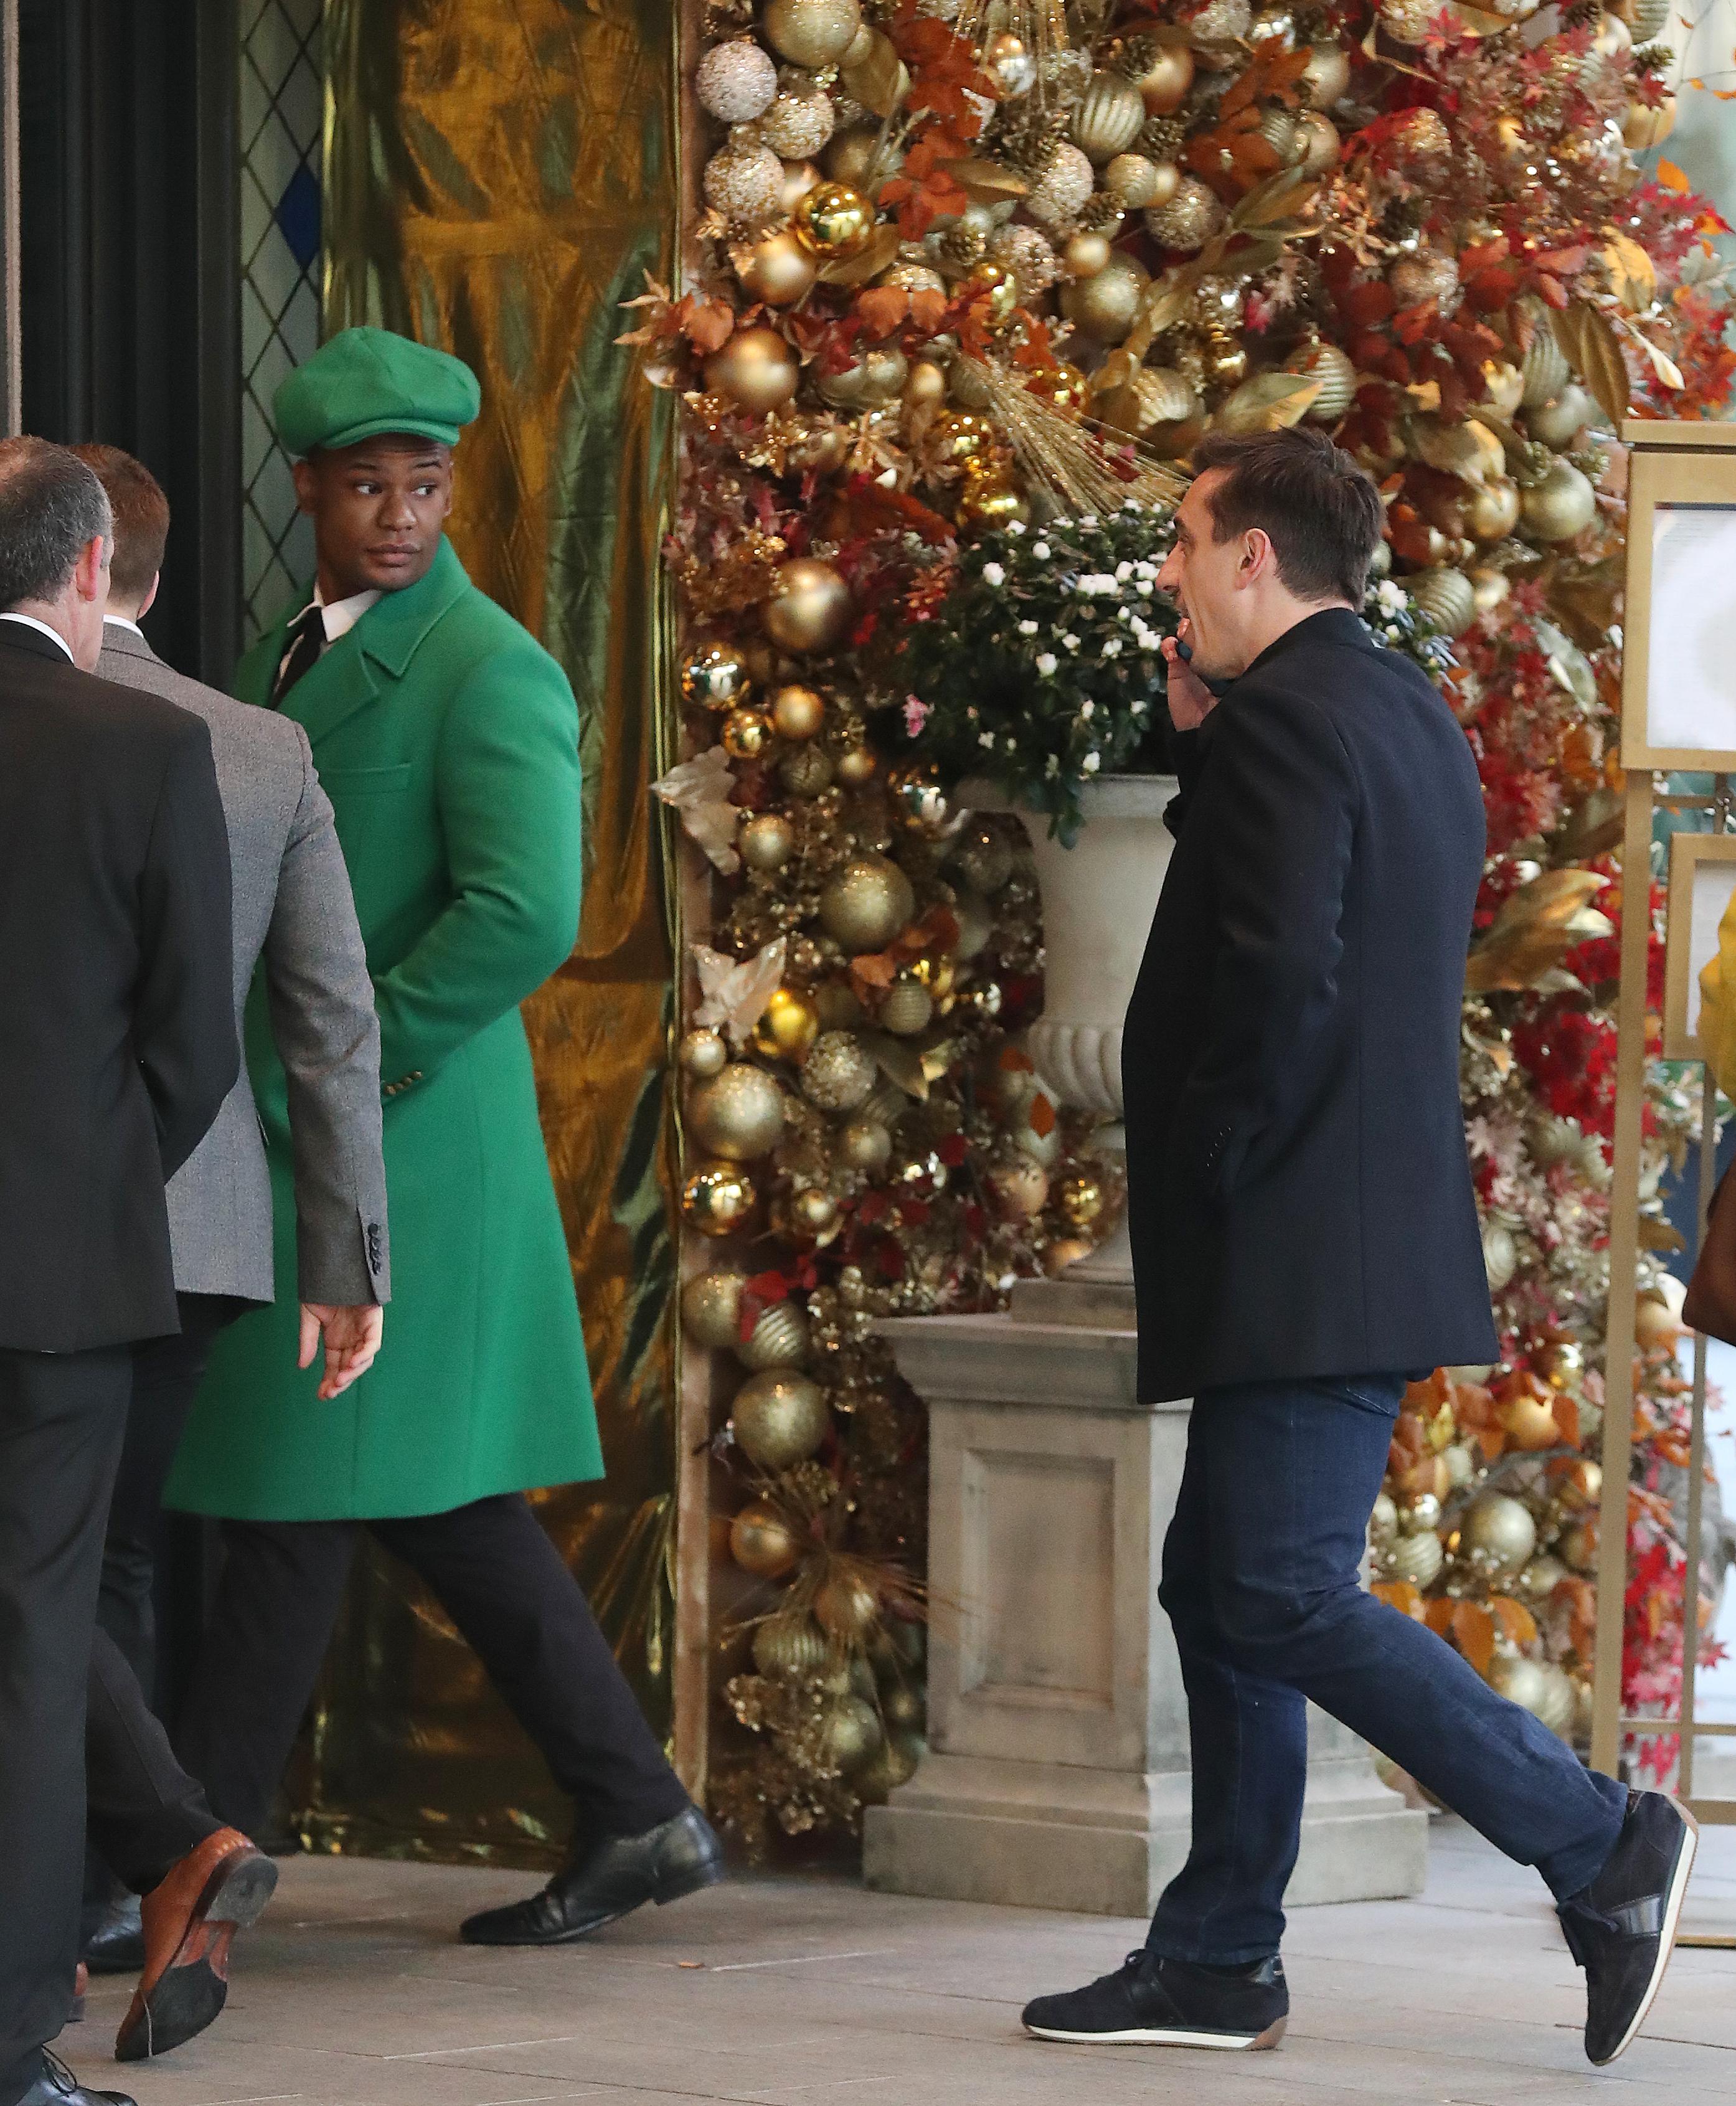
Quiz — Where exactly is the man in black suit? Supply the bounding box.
[1021,431,1692,2070]
[0,438,235,2106]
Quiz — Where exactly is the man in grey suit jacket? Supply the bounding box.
[70,448,390,2062]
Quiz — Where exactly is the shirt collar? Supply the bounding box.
[103,613,146,638]
[0,611,76,663]
[311,585,382,643]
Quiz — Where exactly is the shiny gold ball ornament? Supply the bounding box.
[680,1268,745,1349]
[763,0,861,68]
[702,141,786,227]
[1060,253,1149,343]
[817,344,907,408]
[1370,1492,1399,1543]
[752,1612,829,1679]
[839,1117,892,1173]
[1104,153,1175,210]
[956,468,1031,530]
[930,410,995,465]
[1137,40,1194,113]
[1300,41,1350,108]
[736,229,819,308]
[833,740,879,786]
[678,1026,729,1080]
[721,706,773,762]
[1062,230,1112,279]
[793,179,874,261]
[1519,1552,1570,1602]
[789,1186,841,1236]
[1058,1172,1105,1229]
[688,1063,786,1162]
[751,985,821,1062]
[1026,143,1095,227]
[1292,111,1341,177]
[679,639,753,712]
[1484,1648,1550,1717]
[1408,566,1477,638]
[880,971,934,1037]
[738,812,796,873]
[1283,340,1356,425]
[1527,385,1593,451]
[1461,1491,1537,1577]
[682,1160,757,1237]
[903,357,948,409]
[819,854,915,953]
[984,31,1037,98]
[767,684,824,742]
[800,1029,878,1111]
[1073,71,1146,164]
[1521,460,1597,543]
[733,1369,829,1468]
[704,325,800,413]
[760,80,836,161]
[1144,177,1224,254]
[729,1499,804,1578]
[1469,476,1521,542]
[763,559,852,654]
[695,39,779,123]
[816,1569,881,1641]
[818,1693,883,1773]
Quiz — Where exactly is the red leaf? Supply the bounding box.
[745,1270,790,1305]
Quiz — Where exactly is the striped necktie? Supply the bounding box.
[270,602,326,709]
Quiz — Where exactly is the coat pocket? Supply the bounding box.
[320,762,412,796]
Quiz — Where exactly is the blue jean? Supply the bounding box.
[1147,1373,1628,1965]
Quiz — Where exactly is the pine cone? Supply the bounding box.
[1569,444,1610,480]
[1116,32,1159,81]
[1511,440,1555,489]
[935,220,987,269]
[1138,114,1187,161]
[1080,192,1127,234]
[1560,0,1601,24]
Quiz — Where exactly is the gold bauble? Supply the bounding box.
[752,1612,830,1679]
[930,410,996,465]
[1400,1492,1442,1535]
[739,812,796,873]
[1530,1661,1578,1739]
[880,971,935,1036]
[763,558,853,654]
[1257,106,1299,161]
[1557,1519,1598,1572]
[853,1730,920,1803]
[1460,1491,1537,1577]
[790,1186,841,1235]
[1143,177,1224,255]
[680,1268,745,1349]
[1521,460,1597,543]
[702,142,786,227]
[881,1683,925,1734]
[681,1161,757,1237]
[1635,1296,1682,1348]
[780,159,823,215]
[1203,337,1248,390]
[1558,1457,1603,1511]
[819,854,915,952]
[763,0,862,70]
[1518,1552,1569,1602]
[722,706,773,760]
[816,984,866,1032]
[839,1117,892,1172]
[1062,230,1112,278]
[818,1693,883,1773]
[1385,1529,1443,1587]
[1618,0,1670,33]
[1408,566,1477,638]
[793,179,874,260]
[1044,1235,1094,1275]
[955,821,1012,894]
[1410,415,1504,484]
[984,31,1037,98]
[733,1368,829,1467]
[1138,42,1194,114]
[1057,1172,1105,1229]
[879,258,947,298]
[825,123,902,194]
[678,1026,729,1079]
[780,743,834,798]
[988,1159,1049,1219]
[1060,252,1149,342]
[1468,476,1521,542]
[737,1300,811,1376]
[816,1569,880,1641]
[1499,1384,1562,1453]
[1104,153,1176,210]
[1188,0,1252,45]
[1026,361,1090,415]
[737,229,819,308]
[752,985,821,1062]
[1527,385,1593,451]
[964,258,1019,326]
[1250,5,1297,48]
[1026,143,1095,227]
[1073,70,1146,164]
[768,684,825,741]
[1281,339,1356,425]
[886,763,950,834]
[1485,1649,1550,1716]
[694,39,779,123]
[1370,1492,1399,1543]
[679,639,753,712]
[800,1028,878,1110]
[729,1499,804,1578]
[1516,300,1570,407]
[1379,0,1443,41]
[760,81,836,160]
[834,741,879,786]
[956,468,1031,529]
[1300,42,1350,108]
[818,345,908,408]
[704,325,800,413]
[904,357,948,409]
[689,1063,786,1162]
[1292,111,1340,176]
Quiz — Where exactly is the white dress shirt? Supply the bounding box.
[0,611,76,663]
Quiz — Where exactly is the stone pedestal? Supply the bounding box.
[863,1305,1427,1918]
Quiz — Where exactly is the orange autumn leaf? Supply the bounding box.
[1424,1597,1456,1637]
[1551,1392,1580,1447]
[1373,1579,1427,1619]
[1656,158,1691,192]
[1451,1601,1496,1676]
[676,293,737,356]
[1028,1092,1057,1138]
[1490,1595,1539,1648]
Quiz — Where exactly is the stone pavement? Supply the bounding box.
[67,1816,1734,2106]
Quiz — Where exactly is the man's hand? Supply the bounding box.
[299,1302,384,1400]
[1163,623,1218,733]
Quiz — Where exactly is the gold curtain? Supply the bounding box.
[306,0,679,1865]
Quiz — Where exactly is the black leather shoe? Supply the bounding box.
[80,1897,144,1977]
[1022,1950,1288,2050]
[459,1805,724,1946]
[16,2048,136,2104]
[1559,1788,1698,2065]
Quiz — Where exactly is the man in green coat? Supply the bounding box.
[167,328,720,1943]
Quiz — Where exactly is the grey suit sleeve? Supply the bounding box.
[263,725,391,1305]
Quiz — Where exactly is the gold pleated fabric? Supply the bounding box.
[304,0,679,1864]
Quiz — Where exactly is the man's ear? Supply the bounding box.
[292,457,318,517]
[138,572,161,620]
[73,535,108,603]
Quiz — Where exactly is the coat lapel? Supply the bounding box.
[282,539,470,750]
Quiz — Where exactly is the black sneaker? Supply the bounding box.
[1558,1788,1699,2066]
[1022,1950,1287,2050]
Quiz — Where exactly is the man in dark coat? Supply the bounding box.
[1021,431,1693,2071]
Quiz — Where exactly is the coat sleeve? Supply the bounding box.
[1174,684,1357,1202]
[135,717,240,1179]
[370,640,584,1093]
[262,722,390,1305]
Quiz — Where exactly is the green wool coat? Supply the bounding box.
[166,538,604,1521]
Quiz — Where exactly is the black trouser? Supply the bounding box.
[0,1343,131,2106]
[175,1493,692,1846]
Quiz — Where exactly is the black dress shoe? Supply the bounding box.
[459,1805,724,1946]
[1559,1787,1698,2065]
[15,2048,136,2104]
[80,1897,144,1977]
[1022,1950,1288,2050]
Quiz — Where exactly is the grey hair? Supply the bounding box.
[0,436,113,610]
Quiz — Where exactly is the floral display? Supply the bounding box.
[628,0,1736,1847]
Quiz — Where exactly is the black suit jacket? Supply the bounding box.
[1123,606,1499,1402]
[0,620,237,1351]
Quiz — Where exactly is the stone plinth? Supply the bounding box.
[863,1306,1427,1919]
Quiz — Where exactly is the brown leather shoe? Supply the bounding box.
[114,1829,277,2062]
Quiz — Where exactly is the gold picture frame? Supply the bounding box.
[1663,829,1736,1060]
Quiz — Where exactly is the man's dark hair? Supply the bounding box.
[71,444,169,604]
[0,436,112,610]
[1189,426,1384,609]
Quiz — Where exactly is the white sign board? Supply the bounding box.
[1648,505,1736,760]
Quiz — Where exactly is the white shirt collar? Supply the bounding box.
[103,613,146,638]
[311,585,381,643]
[0,611,77,663]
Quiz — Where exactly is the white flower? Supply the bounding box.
[1117,605,1131,623]
[1101,638,1122,658]
[1036,651,1058,676]
[1061,631,1082,652]
[1116,562,1133,582]
[1080,700,1095,719]
[1375,578,1407,615]
[1132,699,1148,715]
[1383,624,1401,643]
[1080,514,1098,529]
[1032,540,1051,559]
[1018,619,1039,636]
[979,732,996,747]
[1136,578,1154,596]
[1083,751,1102,773]
[1006,519,1026,536]
[982,561,1006,587]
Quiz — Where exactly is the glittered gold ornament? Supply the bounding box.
[696,40,779,123]
[737,229,819,308]
[681,1268,745,1349]
[1469,476,1521,542]
[879,258,948,298]
[704,326,800,412]
[1299,41,1349,108]
[763,0,861,69]
[679,1026,729,1080]
[730,1499,804,1577]
[739,813,796,874]
[1189,0,1253,43]
[1073,70,1146,164]
[1026,143,1095,227]
[1103,153,1176,210]
[760,81,836,160]
[703,141,786,226]
[817,345,908,408]
[682,1161,758,1236]
[816,1569,880,1641]
[763,559,853,654]
[1408,566,1476,638]
[880,971,934,1036]
[737,1302,812,1378]
[1527,385,1593,451]
[1379,0,1441,41]
[752,1612,830,1678]
[793,179,875,260]
[1521,460,1597,543]
[818,1693,884,1773]
[1060,252,1149,342]
[1283,339,1356,424]
[839,1117,892,1172]
[689,1063,786,1161]
[1136,40,1194,113]
[680,639,753,712]
[1144,177,1224,254]
[733,1368,829,1466]
[986,224,1058,303]
[722,705,774,761]
[988,1159,1049,1218]
[780,743,835,798]
[1461,1491,1537,1577]
[1062,229,1112,278]
[800,1029,878,1110]
[752,985,821,1062]
[819,854,915,952]
[1025,361,1090,415]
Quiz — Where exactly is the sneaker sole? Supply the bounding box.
[1592,1801,1701,2068]
[1024,2018,1286,2051]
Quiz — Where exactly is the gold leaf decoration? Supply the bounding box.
[1550,299,1630,429]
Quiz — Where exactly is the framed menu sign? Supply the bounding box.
[1621,423,1736,771]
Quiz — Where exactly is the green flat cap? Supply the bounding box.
[273,326,481,456]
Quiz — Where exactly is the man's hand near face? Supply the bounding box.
[1163,622,1219,733]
